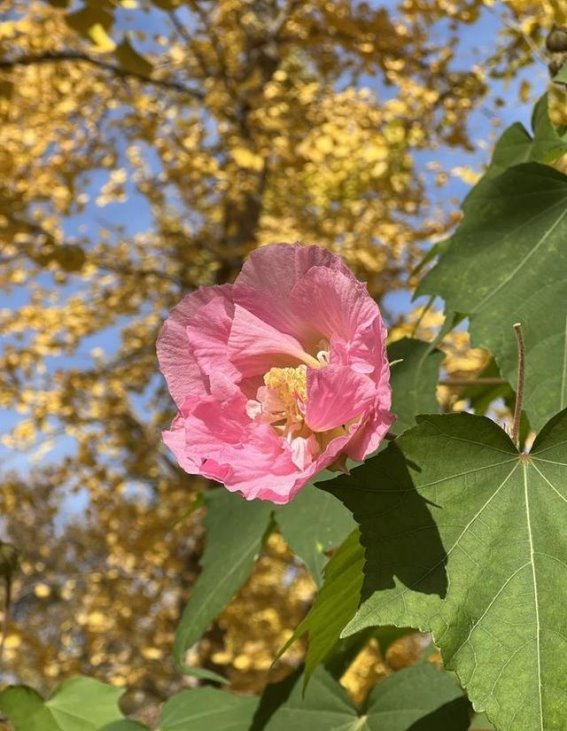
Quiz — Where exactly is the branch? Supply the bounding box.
[439,377,507,387]
[0,52,205,99]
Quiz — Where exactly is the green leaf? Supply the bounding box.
[488,94,567,176]
[101,723,148,731]
[157,688,258,731]
[115,36,153,77]
[173,489,272,679]
[469,712,495,730]
[388,338,443,435]
[274,486,354,586]
[324,411,567,731]
[553,61,567,85]
[263,665,469,730]
[365,664,470,730]
[0,678,124,731]
[418,163,567,430]
[283,529,364,680]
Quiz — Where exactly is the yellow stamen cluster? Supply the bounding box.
[263,365,307,418]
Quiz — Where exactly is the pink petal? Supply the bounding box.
[186,294,241,385]
[305,365,376,432]
[290,266,377,343]
[156,285,233,407]
[290,435,319,470]
[330,317,389,382]
[162,415,200,473]
[228,304,319,377]
[233,243,355,340]
[345,408,395,461]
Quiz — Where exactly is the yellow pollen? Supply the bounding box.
[263,365,307,415]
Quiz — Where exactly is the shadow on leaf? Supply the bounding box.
[321,441,448,600]
[407,696,471,730]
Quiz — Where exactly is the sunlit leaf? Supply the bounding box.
[488,94,567,176]
[325,411,567,731]
[0,678,124,731]
[418,163,567,430]
[158,688,258,731]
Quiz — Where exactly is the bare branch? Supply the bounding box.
[0,52,205,99]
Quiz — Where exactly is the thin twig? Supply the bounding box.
[0,52,205,99]
[410,294,435,337]
[484,5,547,68]
[440,377,507,387]
[512,323,525,448]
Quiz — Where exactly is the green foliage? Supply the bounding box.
[387,338,444,435]
[0,677,124,731]
[263,665,470,731]
[157,689,258,731]
[278,529,364,680]
[419,163,567,431]
[488,94,567,175]
[555,62,567,84]
[274,487,355,586]
[324,411,567,731]
[173,490,272,680]
[102,688,258,731]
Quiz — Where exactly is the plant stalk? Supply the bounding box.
[512,323,525,449]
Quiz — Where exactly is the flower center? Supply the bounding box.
[263,364,307,418]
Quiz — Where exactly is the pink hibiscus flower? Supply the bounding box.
[157,243,394,504]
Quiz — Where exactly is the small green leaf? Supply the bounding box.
[388,338,443,435]
[115,36,153,77]
[553,61,567,85]
[173,490,272,679]
[418,163,567,431]
[0,677,124,731]
[325,411,567,731]
[157,688,258,730]
[275,486,354,586]
[488,94,567,176]
[284,528,364,681]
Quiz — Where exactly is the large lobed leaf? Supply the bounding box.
[418,163,567,430]
[323,411,567,730]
